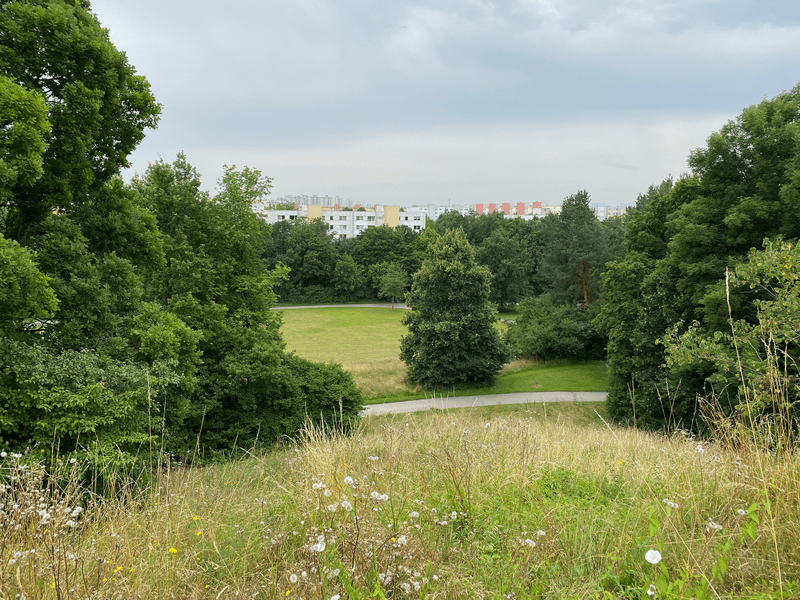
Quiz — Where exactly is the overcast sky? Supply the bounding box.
[91,0,800,207]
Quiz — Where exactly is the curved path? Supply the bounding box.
[362,391,606,415]
[275,303,409,310]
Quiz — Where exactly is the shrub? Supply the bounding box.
[505,294,604,361]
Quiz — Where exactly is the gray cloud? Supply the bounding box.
[91,0,798,204]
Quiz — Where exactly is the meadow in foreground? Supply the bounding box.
[2,404,797,599]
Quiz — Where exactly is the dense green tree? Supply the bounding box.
[0,0,160,239]
[0,76,50,213]
[24,213,145,353]
[597,83,800,430]
[0,233,57,337]
[400,228,509,387]
[435,210,505,248]
[0,341,150,457]
[476,228,536,306]
[505,294,603,361]
[379,262,409,309]
[273,219,339,302]
[333,253,366,300]
[433,210,471,233]
[664,240,800,438]
[540,191,614,311]
[133,156,361,453]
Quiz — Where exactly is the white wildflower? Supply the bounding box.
[342,500,353,512]
[644,549,662,564]
[647,583,657,596]
[289,574,298,584]
[344,476,353,485]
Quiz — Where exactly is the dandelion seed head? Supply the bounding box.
[706,519,723,532]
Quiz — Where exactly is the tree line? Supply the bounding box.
[0,0,361,468]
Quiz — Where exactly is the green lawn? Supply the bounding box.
[278,307,407,363]
[278,307,608,402]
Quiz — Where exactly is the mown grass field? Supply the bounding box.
[5,405,797,599]
[277,307,608,402]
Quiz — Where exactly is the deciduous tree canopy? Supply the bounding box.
[595,83,800,430]
[400,228,509,387]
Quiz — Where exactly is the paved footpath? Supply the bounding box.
[362,391,606,415]
[275,303,409,310]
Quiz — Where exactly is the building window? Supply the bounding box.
[367,216,375,221]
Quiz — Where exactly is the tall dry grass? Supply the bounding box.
[2,406,797,599]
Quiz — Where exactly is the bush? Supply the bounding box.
[505,294,604,361]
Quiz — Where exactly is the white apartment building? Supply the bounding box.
[252,204,426,239]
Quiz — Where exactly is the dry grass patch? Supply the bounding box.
[342,356,409,397]
[3,409,797,599]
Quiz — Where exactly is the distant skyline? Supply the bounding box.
[92,0,800,207]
